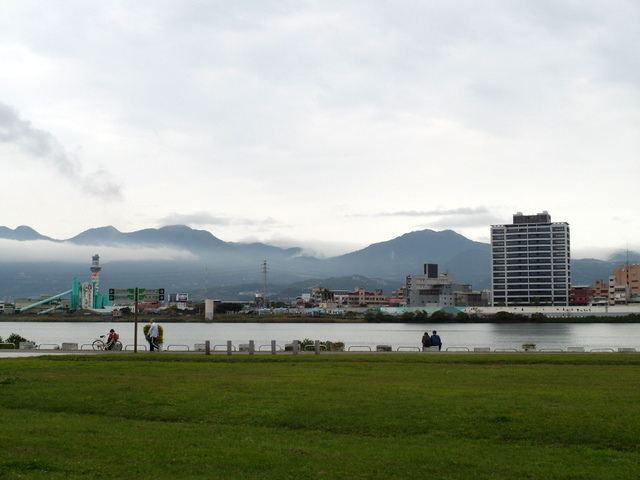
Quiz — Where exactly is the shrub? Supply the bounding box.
[530,312,547,322]
[413,310,429,322]
[299,338,337,351]
[5,333,32,348]
[364,311,395,323]
[429,310,454,321]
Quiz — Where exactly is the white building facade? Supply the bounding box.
[491,211,570,306]
[406,263,470,308]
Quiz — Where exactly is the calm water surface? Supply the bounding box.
[1,322,639,353]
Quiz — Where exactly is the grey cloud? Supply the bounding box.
[0,239,195,263]
[350,206,504,230]
[159,212,278,227]
[419,214,502,229]
[0,101,123,200]
[355,206,491,218]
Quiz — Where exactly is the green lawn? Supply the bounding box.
[1,353,639,479]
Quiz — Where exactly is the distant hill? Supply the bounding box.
[68,225,233,252]
[0,225,54,242]
[0,225,636,300]
[606,250,640,264]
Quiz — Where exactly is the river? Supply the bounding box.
[1,321,639,354]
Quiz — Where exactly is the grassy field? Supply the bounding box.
[1,353,639,479]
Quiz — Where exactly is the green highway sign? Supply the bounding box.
[108,288,165,301]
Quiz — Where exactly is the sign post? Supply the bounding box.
[108,288,165,353]
[134,287,138,353]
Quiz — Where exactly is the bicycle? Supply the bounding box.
[92,335,123,351]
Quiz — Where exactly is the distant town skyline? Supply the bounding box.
[1,2,638,259]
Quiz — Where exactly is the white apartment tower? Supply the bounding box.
[491,211,570,306]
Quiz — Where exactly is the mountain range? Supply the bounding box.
[0,225,637,301]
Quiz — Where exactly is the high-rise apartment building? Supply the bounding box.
[491,211,570,306]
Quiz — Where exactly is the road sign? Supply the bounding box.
[107,287,166,354]
[109,288,165,301]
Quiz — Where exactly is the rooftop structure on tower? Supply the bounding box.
[90,254,101,279]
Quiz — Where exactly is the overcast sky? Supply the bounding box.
[1,1,638,260]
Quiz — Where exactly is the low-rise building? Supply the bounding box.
[405,263,472,308]
[0,301,15,314]
[593,279,609,305]
[455,290,490,307]
[347,287,389,307]
[569,285,595,306]
[607,264,640,305]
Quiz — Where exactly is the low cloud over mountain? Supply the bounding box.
[0,225,636,300]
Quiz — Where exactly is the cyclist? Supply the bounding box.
[106,329,119,350]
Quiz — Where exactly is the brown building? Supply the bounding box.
[592,279,609,305]
[610,264,640,298]
[569,286,595,306]
[593,265,640,305]
[347,287,389,307]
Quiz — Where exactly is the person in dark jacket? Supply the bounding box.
[421,332,432,351]
[430,331,442,351]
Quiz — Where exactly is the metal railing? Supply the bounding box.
[125,344,148,351]
[304,344,327,351]
[5,340,639,355]
[348,345,372,351]
[166,344,190,351]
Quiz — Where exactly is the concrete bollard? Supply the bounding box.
[271,340,277,355]
[205,340,210,355]
[227,340,233,356]
[292,340,299,355]
[314,340,320,355]
[249,340,255,355]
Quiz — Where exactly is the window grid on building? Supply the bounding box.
[491,212,570,306]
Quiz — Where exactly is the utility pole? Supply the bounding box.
[262,260,269,308]
[134,287,139,353]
